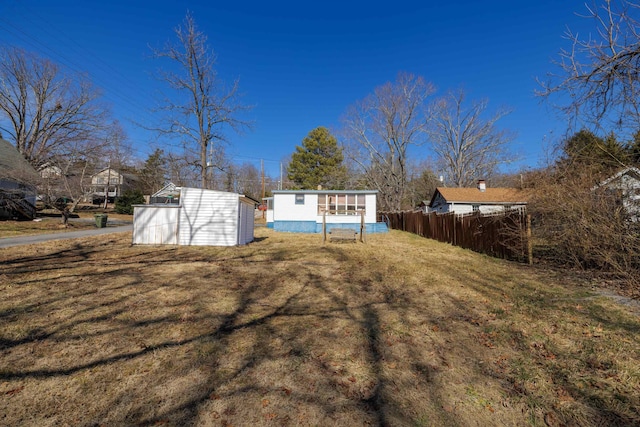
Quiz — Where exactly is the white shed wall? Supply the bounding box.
[237,200,255,245]
[179,188,239,246]
[132,205,179,244]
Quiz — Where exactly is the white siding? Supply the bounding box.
[448,203,525,215]
[179,188,239,246]
[450,204,474,215]
[273,192,377,224]
[132,205,179,244]
[237,200,255,245]
[273,193,318,221]
[364,194,377,223]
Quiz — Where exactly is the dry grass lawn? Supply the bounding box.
[0,228,638,426]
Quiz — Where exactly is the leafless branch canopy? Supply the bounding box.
[428,89,514,187]
[151,12,251,189]
[539,0,640,130]
[0,47,107,170]
[341,73,435,211]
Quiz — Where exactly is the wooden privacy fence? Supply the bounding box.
[379,210,533,263]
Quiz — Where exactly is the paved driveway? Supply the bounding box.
[0,225,133,248]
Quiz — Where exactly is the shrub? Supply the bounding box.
[114,190,145,214]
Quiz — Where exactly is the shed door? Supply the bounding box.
[133,206,178,245]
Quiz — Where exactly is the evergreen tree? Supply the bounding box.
[115,190,145,214]
[287,127,347,189]
[560,129,627,173]
[139,149,167,194]
[626,130,640,166]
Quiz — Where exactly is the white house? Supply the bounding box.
[133,187,256,246]
[267,189,388,233]
[593,167,640,221]
[428,180,528,215]
[90,168,139,203]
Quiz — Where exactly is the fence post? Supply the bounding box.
[322,211,327,244]
[526,214,533,265]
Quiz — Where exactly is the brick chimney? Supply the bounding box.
[477,179,486,192]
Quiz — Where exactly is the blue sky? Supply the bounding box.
[1,1,594,177]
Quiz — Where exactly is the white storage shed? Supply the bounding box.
[133,187,256,246]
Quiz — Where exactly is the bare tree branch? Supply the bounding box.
[151,12,251,189]
[341,72,434,211]
[0,47,107,170]
[539,0,640,131]
[428,89,514,187]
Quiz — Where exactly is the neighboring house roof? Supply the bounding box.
[593,167,640,190]
[91,168,140,182]
[152,182,181,198]
[0,137,38,185]
[429,187,528,207]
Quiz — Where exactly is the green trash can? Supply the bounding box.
[95,214,108,228]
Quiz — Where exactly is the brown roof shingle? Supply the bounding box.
[432,187,529,204]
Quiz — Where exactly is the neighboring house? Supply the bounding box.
[90,168,139,203]
[267,189,388,233]
[428,180,528,215]
[39,164,63,179]
[149,182,181,204]
[593,167,640,221]
[132,187,256,246]
[0,137,38,219]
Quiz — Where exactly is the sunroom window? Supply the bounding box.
[317,193,365,215]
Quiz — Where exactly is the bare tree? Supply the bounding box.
[102,121,135,171]
[341,73,435,211]
[539,0,640,130]
[233,162,262,200]
[428,89,514,187]
[0,47,107,170]
[152,12,250,189]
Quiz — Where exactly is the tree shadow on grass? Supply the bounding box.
[1,232,638,426]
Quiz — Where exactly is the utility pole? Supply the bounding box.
[261,159,266,220]
[261,159,265,200]
[104,161,111,209]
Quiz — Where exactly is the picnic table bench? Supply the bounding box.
[329,228,357,242]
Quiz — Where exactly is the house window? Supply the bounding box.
[317,193,366,215]
[472,204,480,212]
[295,194,305,205]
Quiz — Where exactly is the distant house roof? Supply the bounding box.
[429,187,529,207]
[151,182,181,198]
[0,137,38,184]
